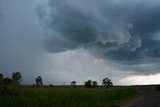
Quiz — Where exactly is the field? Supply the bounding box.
[0,85,159,107]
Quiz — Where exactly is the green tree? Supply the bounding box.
[84,79,92,88]
[35,76,43,86]
[12,72,22,85]
[92,81,98,88]
[0,73,3,89]
[3,78,12,85]
[102,77,113,87]
[71,81,76,87]
[0,73,3,83]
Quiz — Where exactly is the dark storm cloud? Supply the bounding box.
[37,0,160,64]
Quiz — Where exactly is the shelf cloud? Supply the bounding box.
[37,0,160,63]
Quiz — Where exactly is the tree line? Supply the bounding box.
[0,72,22,85]
[0,72,113,88]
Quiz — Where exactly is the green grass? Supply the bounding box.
[0,86,142,107]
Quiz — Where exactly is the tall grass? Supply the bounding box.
[0,86,138,107]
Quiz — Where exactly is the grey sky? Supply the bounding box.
[0,0,45,84]
[1,0,160,85]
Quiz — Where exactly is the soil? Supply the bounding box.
[122,92,160,107]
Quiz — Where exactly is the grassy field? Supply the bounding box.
[0,85,158,107]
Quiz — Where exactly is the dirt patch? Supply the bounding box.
[122,92,160,107]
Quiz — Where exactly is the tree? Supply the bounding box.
[0,73,3,88]
[71,81,76,87]
[3,78,12,85]
[49,84,54,87]
[92,81,98,88]
[12,72,22,85]
[0,73,3,83]
[102,77,113,87]
[84,79,92,88]
[35,76,43,86]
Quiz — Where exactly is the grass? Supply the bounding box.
[0,85,157,107]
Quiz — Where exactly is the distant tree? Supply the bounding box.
[84,79,92,88]
[0,73,3,89]
[32,84,36,87]
[0,73,3,80]
[49,84,54,87]
[92,81,98,88]
[3,78,12,85]
[71,81,76,87]
[0,73,3,83]
[102,77,113,87]
[12,72,22,85]
[35,76,43,86]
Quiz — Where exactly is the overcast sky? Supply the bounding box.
[1,0,160,85]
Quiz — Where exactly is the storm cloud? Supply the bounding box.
[37,0,160,64]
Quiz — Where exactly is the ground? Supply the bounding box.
[0,85,160,107]
[122,92,160,107]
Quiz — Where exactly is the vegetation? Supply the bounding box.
[0,73,3,82]
[0,72,159,107]
[71,81,76,87]
[84,79,93,88]
[12,72,22,85]
[0,72,22,86]
[92,81,98,88]
[0,86,139,107]
[35,76,43,86]
[0,73,3,86]
[49,84,54,87]
[3,78,13,85]
[102,78,113,87]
